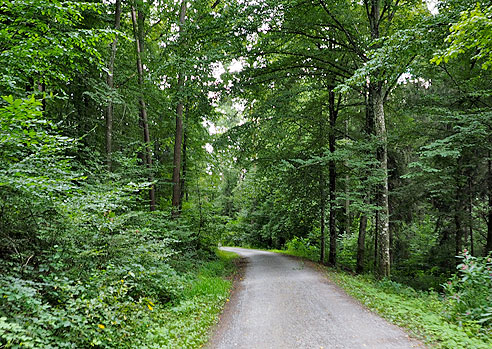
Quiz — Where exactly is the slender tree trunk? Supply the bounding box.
[356,212,367,274]
[374,211,379,271]
[38,83,46,111]
[455,181,463,259]
[171,0,187,218]
[180,126,187,208]
[455,212,462,258]
[105,0,121,171]
[196,177,203,236]
[345,119,350,235]
[468,178,474,255]
[328,89,337,266]
[487,151,492,254]
[131,5,155,211]
[320,168,326,264]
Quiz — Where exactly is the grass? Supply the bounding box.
[273,248,492,349]
[146,249,238,348]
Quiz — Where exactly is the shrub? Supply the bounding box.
[443,250,492,327]
[285,236,320,261]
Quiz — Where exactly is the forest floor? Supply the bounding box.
[207,247,422,349]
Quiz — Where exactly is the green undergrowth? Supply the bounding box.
[0,248,238,348]
[274,248,492,348]
[147,249,238,348]
[327,271,492,348]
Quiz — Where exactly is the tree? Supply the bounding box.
[171,0,187,217]
[434,1,492,255]
[131,2,156,211]
[105,0,122,170]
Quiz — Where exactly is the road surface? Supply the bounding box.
[208,247,422,349]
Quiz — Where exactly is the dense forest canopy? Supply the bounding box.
[1,0,492,346]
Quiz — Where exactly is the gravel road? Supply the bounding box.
[208,247,423,349]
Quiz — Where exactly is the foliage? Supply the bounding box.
[443,250,492,326]
[283,236,320,261]
[0,93,236,347]
[326,268,492,348]
[0,0,114,94]
[435,4,492,69]
[2,0,492,346]
[147,249,238,348]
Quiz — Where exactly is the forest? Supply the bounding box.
[1,0,491,347]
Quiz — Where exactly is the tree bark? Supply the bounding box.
[364,0,390,277]
[131,4,156,211]
[320,168,326,264]
[171,0,187,218]
[487,151,492,254]
[345,119,350,235]
[356,212,367,274]
[355,194,369,274]
[468,178,474,255]
[374,211,379,271]
[455,177,464,259]
[372,87,390,277]
[37,83,46,112]
[105,0,121,171]
[180,125,187,208]
[328,88,337,266]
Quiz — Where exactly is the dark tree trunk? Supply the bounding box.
[171,0,187,218]
[131,5,155,211]
[328,89,337,266]
[105,0,121,171]
[180,126,187,208]
[38,83,46,111]
[356,212,367,274]
[345,120,350,235]
[196,177,203,236]
[320,168,326,264]
[374,211,379,271]
[455,183,463,259]
[468,178,474,255]
[487,151,492,254]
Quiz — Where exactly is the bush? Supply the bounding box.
[285,236,320,261]
[443,250,492,327]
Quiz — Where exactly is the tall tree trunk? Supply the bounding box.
[345,119,350,235]
[131,5,156,211]
[468,178,474,255]
[196,177,203,237]
[171,0,187,218]
[364,0,390,278]
[374,211,379,271]
[455,180,463,259]
[180,126,187,208]
[357,80,374,275]
[372,87,390,277]
[356,212,367,274]
[105,0,121,171]
[320,168,326,264]
[487,151,492,254]
[328,89,337,266]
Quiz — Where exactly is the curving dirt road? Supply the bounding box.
[208,247,423,349]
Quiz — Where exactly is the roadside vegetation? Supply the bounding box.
[276,243,492,348]
[2,0,492,347]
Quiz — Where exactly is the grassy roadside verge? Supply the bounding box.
[146,249,238,348]
[273,249,492,349]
